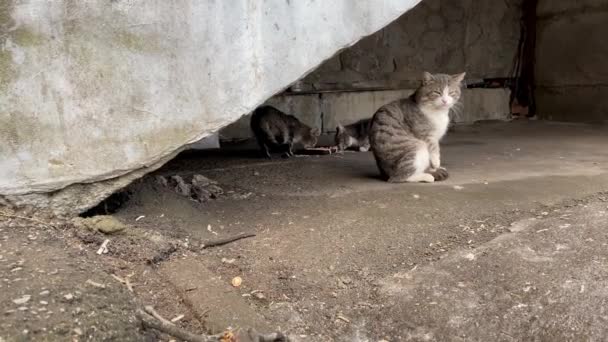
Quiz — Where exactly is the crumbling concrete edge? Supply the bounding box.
[0,147,183,217]
[1,2,422,216]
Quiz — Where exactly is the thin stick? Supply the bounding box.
[0,212,58,229]
[201,233,256,249]
[111,274,134,292]
[138,308,289,342]
[144,306,175,326]
[137,309,214,342]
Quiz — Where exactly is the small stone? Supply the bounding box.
[17,306,28,311]
[340,276,352,285]
[155,175,168,187]
[39,290,50,296]
[231,277,242,287]
[192,174,216,187]
[253,171,260,176]
[12,295,31,305]
[170,175,192,196]
[221,258,236,264]
[39,301,48,305]
[64,293,74,301]
[73,328,83,336]
[253,292,266,300]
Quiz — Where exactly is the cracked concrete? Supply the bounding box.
[115,121,608,340]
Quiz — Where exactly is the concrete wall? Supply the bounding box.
[221,88,511,140]
[536,0,608,122]
[0,0,423,215]
[221,0,520,140]
[302,0,522,87]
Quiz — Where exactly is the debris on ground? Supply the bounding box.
[137,306,288,342]
[202,233,256,249]
[231,276,243,287]
[156,174,225,203]
[73,215,128,234]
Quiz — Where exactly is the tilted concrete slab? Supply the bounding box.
[0,0,422,215]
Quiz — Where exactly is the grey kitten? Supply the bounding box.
[335,118,372,152]
[369,71,466,183]
[250,105,320,159]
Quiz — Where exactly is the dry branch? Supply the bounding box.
[138,306,289,342]
[201,233,256,249]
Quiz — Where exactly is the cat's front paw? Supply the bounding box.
[359,145,370,152]
[430,167,449,181]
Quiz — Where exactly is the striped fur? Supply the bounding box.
[335,118,372,151]
[369,72,465,183]
[250,106,320,159]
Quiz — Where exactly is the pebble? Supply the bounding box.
[12,295,31,305]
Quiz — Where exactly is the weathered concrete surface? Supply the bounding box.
[302,0,522,86]
[536,0,608,121]
[220,0,521,141]
[220,88,511,140]
[158,258,271,334]
[117,121,608,340]
[372,201,608,341]
[0,0,422,215]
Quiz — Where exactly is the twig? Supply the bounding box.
[170,314,185,323]
[201,233,256,249]
[111,274,134,292]
[336,315,351,323]
[0,212,58,229]
[138,307,289,342]
[144,306,175,326]
[137,308,213,342]
[86,279,106,289]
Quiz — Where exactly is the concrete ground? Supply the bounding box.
[111,121,608,341]
[5,121,606,341]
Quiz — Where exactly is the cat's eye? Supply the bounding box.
[432,91,442,96]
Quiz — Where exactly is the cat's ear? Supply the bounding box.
[422,71,434,85]
[451,72,466,84]
[311,127,321,136]
[336,124,344,133]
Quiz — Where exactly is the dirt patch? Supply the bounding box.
[0,206,286,341]
[0,214,147,341]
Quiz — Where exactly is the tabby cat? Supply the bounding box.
[250,105,320,159]
[335,118,372,151]
[369,71,465,183]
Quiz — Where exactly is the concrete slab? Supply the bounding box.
[372,200,608,341]
[158,257,271,334]
[120,121,608,340]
